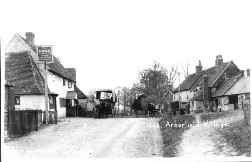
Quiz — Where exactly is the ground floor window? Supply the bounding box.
[15,96,20,105]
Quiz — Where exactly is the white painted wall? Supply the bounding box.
[174,91,194,102]
[47,72,74,118]
[15,95,45,110]
[5,34,39,64]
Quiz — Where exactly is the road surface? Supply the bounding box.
[3,117,164,158]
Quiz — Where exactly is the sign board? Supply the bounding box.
[37,45,53,63]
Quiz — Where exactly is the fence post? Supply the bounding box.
[54,111,58,124]
[35,111,38,131]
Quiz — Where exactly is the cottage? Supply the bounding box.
[5,51,54,111]
[173,55,241,112]
[5,32,86,118]
[214,69,250,111]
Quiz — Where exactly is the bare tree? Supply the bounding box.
[167,64,178,86]
[180,63,190,78]
[87,89,96,105]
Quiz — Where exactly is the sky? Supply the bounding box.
[1,0,252,94]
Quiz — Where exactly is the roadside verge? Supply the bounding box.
[159,114,195,157]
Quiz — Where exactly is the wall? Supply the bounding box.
[15,95,45,110]
[174,91,194,102]
[47,72,74,118]
[5,34,38,64]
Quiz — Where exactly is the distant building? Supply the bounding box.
[173,55,241,112]
[211,69,250,111]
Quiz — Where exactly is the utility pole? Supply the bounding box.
[44,61,49,124]
[178,72,181,115]
[117,90,120,114]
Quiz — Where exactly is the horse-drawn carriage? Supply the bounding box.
[93,89,117,118]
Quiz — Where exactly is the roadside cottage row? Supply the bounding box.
[170,55,250,125]
[4,32,88,139]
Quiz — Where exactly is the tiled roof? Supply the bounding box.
[173,72,203,93]
[211,74,242,97]
[208,62,230,87]
[48,56,75,82]
[5,52,45,95]
[66,68,76,81]
[17,33,75,82]
[225,76,250,95]
[173,62,231,93]
[74,85,87,99]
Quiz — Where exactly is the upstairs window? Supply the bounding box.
[68,81,72,88]
[15,96,20,105]
[63,78,66,86]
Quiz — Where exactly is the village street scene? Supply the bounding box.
[1,0,251,161]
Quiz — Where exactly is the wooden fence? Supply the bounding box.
[8,110,57,138]
[8,110,43,137]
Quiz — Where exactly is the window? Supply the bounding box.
[15,96,20,105]
[68,81,72,88]
[63,78,66,86]
[59,98,66,107]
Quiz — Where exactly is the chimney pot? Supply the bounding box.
[215,55,223,69]
[246,69,250,76]
[196,60,202,73]
[25,32,35,44]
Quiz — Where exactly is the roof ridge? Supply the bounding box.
[210,61,232,87]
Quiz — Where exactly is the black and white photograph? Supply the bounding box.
[1,0,251,161]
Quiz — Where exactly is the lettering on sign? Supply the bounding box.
[37,46,53,62]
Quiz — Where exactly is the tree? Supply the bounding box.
[140,94,161,112]
[120,87,131,111]
[167,64,178,86]
[87,89,96,105]
[131,94,146,113]
[138,61,169,99]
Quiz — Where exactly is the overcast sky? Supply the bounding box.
[1,0,252,94]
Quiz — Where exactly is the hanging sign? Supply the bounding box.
[37,45,54,63]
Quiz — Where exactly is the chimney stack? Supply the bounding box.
[196,60,202,73]
[215,55,223,69]
[25,32,35,44]
[246,69,250,76]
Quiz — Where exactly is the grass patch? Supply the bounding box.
[219,119,251,156]
[200,109,241,122]
[200,109,251,156]
[159,114,195,157]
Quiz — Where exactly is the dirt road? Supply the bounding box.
[3,117,163,158]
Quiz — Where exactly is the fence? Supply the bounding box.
[78,110,94,118]
[8,110,43,138]
[8,110,57,138]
